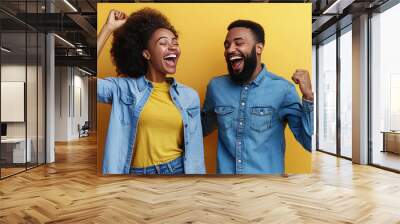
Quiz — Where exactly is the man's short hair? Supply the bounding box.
[227,20,265,45]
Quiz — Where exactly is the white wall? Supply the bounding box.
[72,72,89,138]
[55,66,69,141]
[1,63,46,164]
[54,67,89,141]
[1,65,25,128]
[1,65,37,138]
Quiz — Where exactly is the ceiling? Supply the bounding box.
[0,0,97,73]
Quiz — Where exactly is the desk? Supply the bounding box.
[1,138,31,163]
[382,131,400,154]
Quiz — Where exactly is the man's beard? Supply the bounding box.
[227,46,257,84]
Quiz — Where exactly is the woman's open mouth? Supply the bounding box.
[163,53,177,67]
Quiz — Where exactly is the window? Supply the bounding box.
[370,2,400,171]
[317,36,337,155]
[339,28,352,158]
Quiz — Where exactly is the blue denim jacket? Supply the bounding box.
[97,76,205,174]
[202,65,313,174]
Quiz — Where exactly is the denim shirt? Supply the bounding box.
[98,76,205,174]
[201,65,314,174]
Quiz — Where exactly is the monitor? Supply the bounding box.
[1,123,7,137]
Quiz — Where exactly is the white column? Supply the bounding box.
[352,14,369,164]
[46,33,55,163]
[45,1,55,163]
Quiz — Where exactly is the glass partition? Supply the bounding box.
[0,0,46,179]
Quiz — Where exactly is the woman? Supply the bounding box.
[97,8,205,175]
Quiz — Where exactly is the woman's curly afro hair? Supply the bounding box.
[111,8,178,78]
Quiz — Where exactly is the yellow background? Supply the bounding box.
[97,3,312,174]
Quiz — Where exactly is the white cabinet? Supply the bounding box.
[1,138,32,163]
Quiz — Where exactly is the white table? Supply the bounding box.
[1,138,32,163]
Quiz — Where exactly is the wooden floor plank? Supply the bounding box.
[0,135,399,223]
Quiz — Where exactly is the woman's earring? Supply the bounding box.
[143,52,150,60]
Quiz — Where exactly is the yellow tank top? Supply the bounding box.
[132,81,183,168]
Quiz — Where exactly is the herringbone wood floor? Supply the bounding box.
[1,135,400,224]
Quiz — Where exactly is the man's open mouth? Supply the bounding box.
[163,54,177,67]
[229,55,244,71]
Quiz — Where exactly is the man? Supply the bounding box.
[201,20,314,174]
